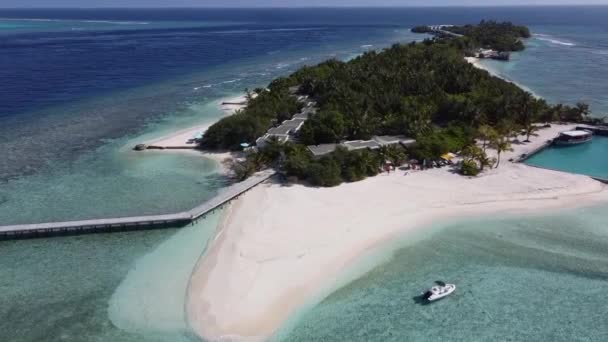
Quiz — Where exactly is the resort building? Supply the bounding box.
[307,135,416,158]
[475,48,510,61]
[373,135,416,147]
[292,112,310,120]
[255,103,316,148]
[256,118,307,148]
[307,143,339,157]
[342,140,381,151]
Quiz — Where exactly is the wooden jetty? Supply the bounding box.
[0,169,276,240]
[514,139,554,163]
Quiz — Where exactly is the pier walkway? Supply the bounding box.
[0,169,276,240]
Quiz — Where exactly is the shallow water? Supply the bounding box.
[0,10,419,342]
[525,136,608,179]
[478,24,608,115]
[278,206,608,341]
[0,214,220,342]
[2,7,608,342]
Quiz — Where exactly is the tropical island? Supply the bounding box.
[184,21,608,342]
[200,21,591,186]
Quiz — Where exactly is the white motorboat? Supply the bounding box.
[423,282,456,302]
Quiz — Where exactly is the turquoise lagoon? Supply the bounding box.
[0,12,421,342]
[477,24,608,115]
[2,7,608,342]
[277,206,608,342]
[278,138,608,341]
[0,214,220,342]
[526,136,608,179]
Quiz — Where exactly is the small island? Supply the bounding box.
[412,20,531,60]
[187,21,608,342]
[200,21,590,186]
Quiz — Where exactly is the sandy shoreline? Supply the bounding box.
[465,56,539,97]
[143,94,247,149]
[186,124,608,341]
[138,94,247,173]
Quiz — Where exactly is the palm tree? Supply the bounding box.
[550,104,565,123]
[244,88,254,102]
[497,120,518,143]
[491,135,513,168]
[574,102,590,121]
[461,144,482,164]
[524,124,540,142]
[477,124,497,152]
[477,152,496,171]
[516,92,542,142]
[379,145,407,166]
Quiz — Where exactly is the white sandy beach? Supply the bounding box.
[186,124,608,342]
[144,94,247,150]
[140,94,247,171]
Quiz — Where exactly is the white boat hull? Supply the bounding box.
[426,284,456,302]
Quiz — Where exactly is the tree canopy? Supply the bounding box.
[203,20,592,186]
[199,85,301,150]
[444,20,531,51]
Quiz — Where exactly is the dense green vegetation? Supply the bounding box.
[444,20,531,51]
[229,139,406,187]
[203,21,593,186]
[411,25,432,34]
[199,85,301,150]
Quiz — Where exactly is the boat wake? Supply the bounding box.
[535,34,576,47]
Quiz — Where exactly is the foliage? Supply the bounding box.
[298,110,346,145]
[289,39,555,147]
[408,125,473,161]
[461,159,480,176]
[445,20,530,51]
[205,20,593,184]
[379,145,408,166]
[477,124,497,152]
[281,143,313,179]
[237,142,386,187]
[460,143,495,174]
[489,134,514,168]
[411,25,432,33]
[229,152,267,181]
[200,86,301,150]
[306,157,343,187]
[284,146,382,186]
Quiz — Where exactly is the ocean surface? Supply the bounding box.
[276,206,608,342]
[0,6,607,342]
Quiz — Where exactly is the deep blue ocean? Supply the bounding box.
[1,7,608,342]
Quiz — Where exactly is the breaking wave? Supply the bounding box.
[535,34,575,46]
